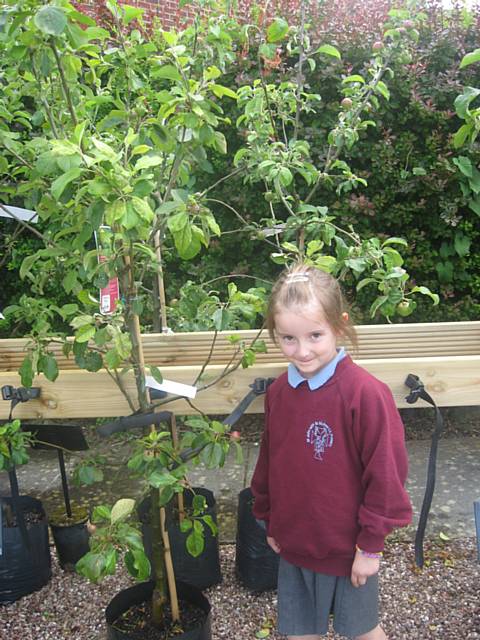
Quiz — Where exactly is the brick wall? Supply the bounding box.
[73,0,303,29]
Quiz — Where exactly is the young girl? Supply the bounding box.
[251,264,412,640]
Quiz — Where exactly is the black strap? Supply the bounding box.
[223,378,275,428]
[404,374,444,568]
[97,411,173,437]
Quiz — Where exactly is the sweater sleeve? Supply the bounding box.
[250,393,271,530]
[353,380,412,552]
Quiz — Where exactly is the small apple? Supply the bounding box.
[341,97,353,109]
[372,41,383,51]
[230,430,241,441]
[403,19,414,28]
[396,300,415,317]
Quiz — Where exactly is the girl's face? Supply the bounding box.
[274,305,339,379]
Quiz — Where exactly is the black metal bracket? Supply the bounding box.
[1,385,41,404]
[1,385,41,421]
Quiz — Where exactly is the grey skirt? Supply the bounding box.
[277,557,379,638]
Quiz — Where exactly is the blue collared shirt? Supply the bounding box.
[287,348,346,390]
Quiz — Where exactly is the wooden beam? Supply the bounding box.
[0,355,478,419]
[1,321,479,371]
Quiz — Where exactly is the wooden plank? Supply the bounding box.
[1,321,480,370]
[0,355,478,419]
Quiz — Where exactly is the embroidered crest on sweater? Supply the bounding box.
[306,421,333,460]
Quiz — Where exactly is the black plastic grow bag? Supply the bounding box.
[235,487,279,591]
[139,487,221,590]
[105,580,211,640]
[0,496,51,603]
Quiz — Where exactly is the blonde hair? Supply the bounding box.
[266,264,358,350]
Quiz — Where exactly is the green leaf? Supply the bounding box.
[75,324,96,343]
[153,64,182,81]
[382,237,408,247]
[19,356,34,388]
[157,201,182,216]
[92,505,111,522]
[211,84,238,100]
[111,498,135,524]
[122,5,144,24]
[192,494,207,513]
[84,351,104,372]
[316,44,341,60]
[201,442,224,468]
[19,254,38,280]
[186,524,204,557]
[356,277,376,291]
[135,153,164,170]
[277,167,292,187]
[91,138,119,162]
[124,549,150,581]
[468,196,480,216]
[342,74,365,84]
[214,131,227,154]
[131,197,154,222]
[76,552,106,583]
[375,80,390,100]
[212,308,230,331]
[370,295,388,317]
[51,167,83,200]
[159,485,175,506]
[410,286,440,305]
[180,517,193,533]
[256,630,270,639]
[39,354,59,382]
[460,48,480,68]
[148,365,163,384]
[453,124,471,149]
[313,255,337,273]
[34,6,67,36]
[266,17,289,43]
[453,156,473,178]
[104,348,122,369]
[454,87,480,119]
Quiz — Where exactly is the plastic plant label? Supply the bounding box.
[94,226,119,315]
[145,376,197,399]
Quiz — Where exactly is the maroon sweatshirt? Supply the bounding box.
[251,355,412,576]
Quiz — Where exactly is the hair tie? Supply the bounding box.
[285,272,309,283]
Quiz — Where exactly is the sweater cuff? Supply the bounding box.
[356,531,385,554]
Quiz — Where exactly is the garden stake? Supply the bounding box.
[160,506,180,622]
[170,414,185,522]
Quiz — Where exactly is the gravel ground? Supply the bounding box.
[1,538,479,639]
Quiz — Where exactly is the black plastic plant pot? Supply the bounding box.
[50,518,90,571]
[139,487,222,590]
[0,496,52,604]
[105,580,212,640]
[235,487,279,592]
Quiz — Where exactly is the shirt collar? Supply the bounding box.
[287,348,346,390]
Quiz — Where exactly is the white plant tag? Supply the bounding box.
[146,376,197,399]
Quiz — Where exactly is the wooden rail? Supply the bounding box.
[0,321,479,419]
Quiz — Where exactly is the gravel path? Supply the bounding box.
[1,538,479,639]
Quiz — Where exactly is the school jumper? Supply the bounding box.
[251,353,412,577]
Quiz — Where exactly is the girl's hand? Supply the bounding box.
[267,535,281,553]
[350,549,380,588]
